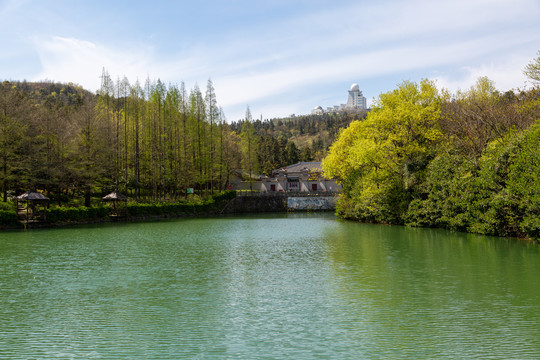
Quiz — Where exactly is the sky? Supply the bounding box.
[1,0,540,122]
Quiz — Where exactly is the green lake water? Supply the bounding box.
[1,213,540,359]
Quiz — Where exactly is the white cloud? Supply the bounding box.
[25,0,540,121]
[33,36,152,89]
[206,0,540,111]
[433,54,532,94]
[214,35,532,106]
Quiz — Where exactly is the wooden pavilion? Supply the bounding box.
[16,190,50,223]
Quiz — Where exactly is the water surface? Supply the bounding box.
[1,213,540,359]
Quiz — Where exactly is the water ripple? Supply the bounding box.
[1,214,540,359]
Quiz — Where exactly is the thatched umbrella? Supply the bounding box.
[102,191,128,215]
[102,191,128,201]
[16,190,50,222]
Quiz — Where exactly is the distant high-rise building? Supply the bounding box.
[346,83,367,109]
[312,83,367,114]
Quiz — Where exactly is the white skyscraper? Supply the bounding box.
[346,83,367,109]
[311,83,367,114]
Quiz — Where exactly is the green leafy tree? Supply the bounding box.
[240,107,259,190]
[189,85,207,189]
[323,79,443,223]
[258,135,281,175]
[299,144,313,162]
[205,79,220,192]
[0,83,28,201]
[73,96,103,206]
[507,122,540,240]
[524,50,540,84]
[285,141,300,164]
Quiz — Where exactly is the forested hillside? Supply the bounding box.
[0,73,361,205]
[230,110,366,175]
[323,61,540,241]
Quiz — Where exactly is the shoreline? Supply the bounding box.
[1,209,537,245]
[0,194,338,231]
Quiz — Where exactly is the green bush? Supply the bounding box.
[0,210,19,226]
[125,199,216,217]
[506,122,540,240]
[211,190,236,202]
[404,122,540,240]
[126,203,156,216]
[0,201,14,211]
[405,152,476,231]
[46,206,112,223]
[521,215,540,241]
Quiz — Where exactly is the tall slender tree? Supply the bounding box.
[205,79,219,193]
[240,106,259,190]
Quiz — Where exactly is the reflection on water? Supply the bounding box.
[1,213,540,359]
[326,223,540,358]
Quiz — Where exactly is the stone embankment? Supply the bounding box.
[221,194,337,213]
[287,196,337,211]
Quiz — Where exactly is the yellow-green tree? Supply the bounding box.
[323,79,443,223]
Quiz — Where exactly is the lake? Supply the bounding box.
[1,213,540,359]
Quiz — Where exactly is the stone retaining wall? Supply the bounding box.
[221,196,288,213]
[221,195,337,213]
[287,196,337,211]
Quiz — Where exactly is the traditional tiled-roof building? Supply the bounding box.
[261,162,341,193]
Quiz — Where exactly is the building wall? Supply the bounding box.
[260,181,286,192]
[234,181,263,191]
[260,178,341,193]
[233,161,342,194]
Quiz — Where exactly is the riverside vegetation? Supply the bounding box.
[0,70,358,227]
[2,53,540,239]
[323,52,540,241]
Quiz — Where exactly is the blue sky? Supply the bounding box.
[1,0,540,122]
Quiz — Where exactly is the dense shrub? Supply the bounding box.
[404,122,540,240]
[0,201,14,211]
[125,199,217,217]
[506,122,540,240]
[0,210,19,226]
[211,190,236,202]
[46,206,112,223]
[404,152,477,232]
[40,192,236,224]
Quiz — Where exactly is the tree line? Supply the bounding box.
[0,74,240,205]
[323,52,540,240]
[0,72,363,206]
